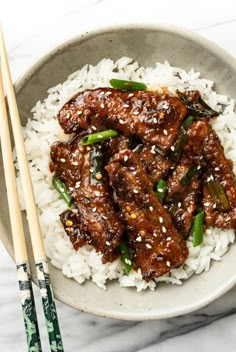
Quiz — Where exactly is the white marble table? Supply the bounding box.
[1,0,236,350]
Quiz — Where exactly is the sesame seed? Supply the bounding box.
[60,158,66,162]
[166,237,172,241]
[69,187,74,191]
[128,93,134,98]
[213,203,217,209]
[100,103,105,108]
[159,216,163,223]
[132,171,137,175]
[153,117,158,123]
[65,113,70,119]
[197,165,201,170]
[65,220,73,227]
[166,261,171,267]
[72,209,79,214]
[119,119,125,124]
[133,111,139,115]
[92,207,97,212]
[130,213,137,219]
[99,91,105,96]
[162,226,167,233]
[158,188,164,193]
[77,111,82,115]
[170,146,175,151]
[72,161,78,166]
[98,135,103,139]
[125,258,132,265]
[205,202,210,206]
[146,244,152,249]
[153,232,157,237]
[124,155,129,162]
[136,236,142,242]
[106,91,112,95]
[91,126,97,131]
[178,202,181,208]
[126,206,131,212]
[94,191,100,196]
[133,189,138,194]
[123,104,129,108]
[207,175,214,182]
[215,167,220,171]
[151,146,156,154]
[106,241,110,246]
[75,181,81,188]
[102,215,108,220]
[149,206,153,211]
[163,129,168,135]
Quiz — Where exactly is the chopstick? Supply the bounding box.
[0,25,64,352]
[0,49,42,352]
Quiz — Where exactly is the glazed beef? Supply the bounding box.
[165,155,201,238]
[106,149,188,281]
[202,125,236,229]
[50,136,124,262]
[58,88,187,153]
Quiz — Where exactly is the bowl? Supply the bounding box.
[1,24,236,320]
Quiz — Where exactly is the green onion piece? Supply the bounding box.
[169,128,189,163]
[81,130,118,145]
[180,165,198,186]
[183,115,195,130]
[90,146,104,184]
[207,180,231,212]
[193,209,204,247]
[119,240,133,273]
[177,90,219,118]
[52,176,73,207]
[109,78,147,91]
[156,179,167,203]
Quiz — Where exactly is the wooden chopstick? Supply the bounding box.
[0,25,64,352]
[0,53,42,352]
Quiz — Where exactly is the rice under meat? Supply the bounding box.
[16,57,236,291]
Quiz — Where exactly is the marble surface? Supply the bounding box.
[1,0,236,350]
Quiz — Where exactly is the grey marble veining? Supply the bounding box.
[1,0,236,351]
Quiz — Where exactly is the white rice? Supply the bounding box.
[16,57,236,291]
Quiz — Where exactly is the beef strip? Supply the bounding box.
[202,126,236,229]
[106,149,188,281]
[164,121,208,237]
[50,136,124,262]
[106,135,172,184]
[165,155,201,238]
[58,88,187,153]
[182,119,236,229]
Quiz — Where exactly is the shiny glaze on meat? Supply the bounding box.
[106,135,172,184]
[58,88,187,153]
[165,155,201,238]
[50,136,124,262]
[202,125,236,228]
[106,149,188,281]
[183,119,236,229]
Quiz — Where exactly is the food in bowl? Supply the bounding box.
[17,57,235,291]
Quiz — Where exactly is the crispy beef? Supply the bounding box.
[106,149,188,281]
[58,88,187,153]
[202,126,236,228]
[50,136,124,262]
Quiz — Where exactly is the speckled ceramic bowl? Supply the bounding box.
[1,24,236,320]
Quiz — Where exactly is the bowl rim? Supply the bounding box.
[7,22,236,320]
